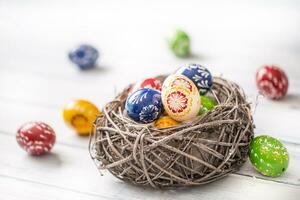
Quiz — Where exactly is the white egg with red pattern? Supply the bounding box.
[161,74,201,122]
[256,65,288,100]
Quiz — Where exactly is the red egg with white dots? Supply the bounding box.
[130,78,162,94]
[256,65,289,100]
[16,122,56,155]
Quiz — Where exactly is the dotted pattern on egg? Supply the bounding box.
[256,65,288,99]
[16,122,56,155]
[249,135,289,177]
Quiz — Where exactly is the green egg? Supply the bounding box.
[169,29,190,58]
[249,135,289,177]
[199,95,217,115]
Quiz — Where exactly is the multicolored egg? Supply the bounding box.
[63,99,101,135]
[162,74,201,122]
[249,135,289,177]
[154,116,179,129]
[176,64,213,95]
[256,65,288,99]
[16,122,56,155]
[130,78,162,94]
[199,95,217,114]
[125,88,163,123]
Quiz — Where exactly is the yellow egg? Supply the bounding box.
[161,74,201,122]
[63,99,101,135]
[154,116,179,129]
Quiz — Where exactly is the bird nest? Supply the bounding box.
[89,76,254,188]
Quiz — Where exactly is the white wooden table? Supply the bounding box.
[0,0,300,199]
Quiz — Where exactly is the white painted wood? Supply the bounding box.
[0,133,299,200]
[1,0,300,199]
[0,175,110,200]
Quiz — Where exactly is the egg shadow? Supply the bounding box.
[175,53,209,61]
[77,64,110,75]
[112,173,230,196]
[278,93,300,109]
[26,152,62,167]
[189,53,209,60]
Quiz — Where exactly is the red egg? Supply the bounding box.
[16,122,56,155]
[130,78,162,94]
[256,65,288,99]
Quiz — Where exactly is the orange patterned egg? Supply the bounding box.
[63,99,101,135]
[154,116,179,129]
[161,74,201,122]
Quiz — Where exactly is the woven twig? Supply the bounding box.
[89,76,254,188]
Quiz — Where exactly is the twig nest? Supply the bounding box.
[90,76,254,188]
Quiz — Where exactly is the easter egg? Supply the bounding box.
[169,29,190,57]
[125,88,163,123]
[130,78,162,94]
[176,63,213,95]
[161,74,201,122]
[154,116,179,129]
[256,65,288,99]
[249,135,289,177]
[16,122,56,155]
[69,44,99,70]
[63,99,101,135]
[199,96,217,114]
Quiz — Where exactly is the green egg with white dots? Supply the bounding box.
[249,135,289,177]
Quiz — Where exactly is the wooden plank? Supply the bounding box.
[0,133,299,199]
[0,175,112,200]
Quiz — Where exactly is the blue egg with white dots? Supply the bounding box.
[176,63,213,95]
[69,44,99,70]
[125,88,163,123]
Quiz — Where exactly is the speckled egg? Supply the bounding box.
[130,78,162,94]
[199,96,217,115]
[154,116,179,129]
[16,122,56,155]
[249,135,289,177]
[125,88,163,123]
[63,99,101,135]
[161,74,201,122]
[256,65,289,99]
[176,64,213,95]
